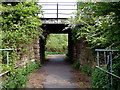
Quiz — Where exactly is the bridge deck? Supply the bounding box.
[41,18,69,24]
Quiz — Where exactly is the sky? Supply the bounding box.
[38,0,77,18]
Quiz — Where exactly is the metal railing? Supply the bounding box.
[38,2,77,18]
[0,49,14,76]
[95,49,120,86]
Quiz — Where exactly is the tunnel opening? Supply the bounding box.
[40,23,74,63]
[45,33,68,56]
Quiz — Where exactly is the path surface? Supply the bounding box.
[43,55,78,88]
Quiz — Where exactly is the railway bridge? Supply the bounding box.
[39,2,77,62]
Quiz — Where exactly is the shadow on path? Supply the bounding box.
[43,55,78,88]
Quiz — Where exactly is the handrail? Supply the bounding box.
[95,49,119,52]
[95,49,119,87]
[0,49,14,51]
[42,9,76,10]
[38,2,77,18]
[96,66,120,79]
[0,49,15,66]
[0,49,15,76]
[0,71,9,77]
[44,13,73,15]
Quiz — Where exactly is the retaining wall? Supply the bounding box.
[72,38,94,68]
[16,36,41,67]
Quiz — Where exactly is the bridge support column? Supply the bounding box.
[39,31,48,63]
[68,32,74,62]
[39,37,45,63]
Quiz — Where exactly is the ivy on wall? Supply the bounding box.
[0,1,43,88]
[1,1,43,49]
[1,1,43,66]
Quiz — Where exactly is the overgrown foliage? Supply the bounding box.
[80,65,92,76]
[1,1,43,61]
[68,2,120,89]
[72,61,92,76]
[92,66,110,88]
[45,34,68,53]
[1,1,43,88]
[112,59,120,89]
[68,2,120,49]
[92,62,120,89]
[72,61,80,69]
[2,62,41,88]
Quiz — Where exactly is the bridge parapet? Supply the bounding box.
[38,2,77,18]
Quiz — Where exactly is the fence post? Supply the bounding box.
[97,51,100,66]
[6,51,9,66]
[104,51,107,64]
[110,51,113,86]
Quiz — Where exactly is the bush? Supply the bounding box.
[92,59,120,89]
[72,61,80,69]
[67,2,120,89]
[2,62,41,88]
[1,2,42,88]
[92,66,110,88]
[112,60,120,89]
[1,1,43,67]
[80,65,92,76]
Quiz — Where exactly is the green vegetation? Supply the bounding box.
[112,60,120,89]
[72,61,80,69]
[1,1,43,62]
[45,34,68,54]
[2,62,41,88]
[72,62,92,76]
[1,1,43,88]
[68,2,120,89]
[45,51,67,55]
[68,2,120,49]
[92,59,120,89]
[92,66,110,88]
[1,1,120,89]
[80,65,92,76]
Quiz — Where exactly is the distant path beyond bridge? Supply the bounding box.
[43,55,78,88]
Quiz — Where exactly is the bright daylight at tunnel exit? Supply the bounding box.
[0,0,120,89]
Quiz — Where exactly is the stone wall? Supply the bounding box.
[72,38,94,68]
[16,36,41,67]
[0,36,41,88]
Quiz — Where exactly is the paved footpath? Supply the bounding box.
[43,55,78,88]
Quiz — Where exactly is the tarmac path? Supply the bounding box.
[43,55,78,88]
